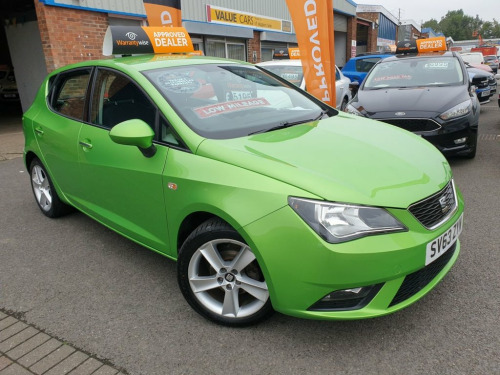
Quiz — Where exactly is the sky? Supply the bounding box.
[357,0,498,26]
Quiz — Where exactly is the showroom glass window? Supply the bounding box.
[50,69,92,121]
[90,69,156,130]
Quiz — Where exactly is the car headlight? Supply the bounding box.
[439,100,471,121]
[288,197,407,243]
[345,103,363,116]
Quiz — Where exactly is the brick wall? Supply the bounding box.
[247,31,261,63]
[34,1,109,72]
[357,12,380,52]
[346,17,357,60]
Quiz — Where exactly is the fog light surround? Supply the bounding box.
[454,137,467,144]
[308,284,383,311]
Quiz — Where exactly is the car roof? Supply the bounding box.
[50,54,246,76]
[257,60,341,70]
[349,54,393,60]
[380,51,457,62]
[257,60,303,67]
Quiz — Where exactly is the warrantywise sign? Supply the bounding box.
[103,26,194,56]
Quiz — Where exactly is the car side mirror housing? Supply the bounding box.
[349,81,360,96]
[109,119,156,157]
[469,85,477,96]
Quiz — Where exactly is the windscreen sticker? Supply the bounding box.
[194,98,271,119]
[424,62,450,69]
[373,74,412,82]
[224,82,256,101]
[279,72,300,80]
[157,73,201,93]
[226,91,253,100]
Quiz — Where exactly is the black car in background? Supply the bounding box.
[346,51,479,158]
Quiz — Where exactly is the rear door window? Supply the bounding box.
[50,69,92,121]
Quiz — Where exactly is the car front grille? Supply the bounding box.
[472,77,489,89]
[408,180,457,229]
[389,243,456,307]
[380,118,441,132]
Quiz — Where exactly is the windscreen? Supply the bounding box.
[259,65,304,87]
[364,57,464,89]
[143,64,325,139]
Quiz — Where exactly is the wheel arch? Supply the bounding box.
[175,210,260,260]
[24,151,38,171]
[177,212,235,256]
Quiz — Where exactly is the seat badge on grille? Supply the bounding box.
[395,112,406,116]
[439,196,450,214]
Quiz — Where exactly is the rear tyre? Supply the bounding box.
[177,218,274,326]
[29,158,72,218]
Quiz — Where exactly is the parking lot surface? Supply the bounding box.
[1,101,499,374]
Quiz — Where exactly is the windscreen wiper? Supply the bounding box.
[248,109,329,135]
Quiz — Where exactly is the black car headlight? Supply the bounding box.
[289,197,407,243]
[439,100,471,121]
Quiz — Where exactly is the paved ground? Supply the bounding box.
[0,100,499,375]
[0,103,24,161]
[0,103,126,374]
[0,310,126,375]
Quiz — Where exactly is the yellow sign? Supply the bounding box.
[206,5,290,33]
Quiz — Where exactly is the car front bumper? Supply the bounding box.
[373,115,477,157]
[242,193,464,320]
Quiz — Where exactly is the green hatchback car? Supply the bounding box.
[23,54,464,326]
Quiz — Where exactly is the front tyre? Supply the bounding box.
[463,133,477,159]
[29,158,71,218]
[177,218,273,326]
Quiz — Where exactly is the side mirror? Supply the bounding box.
[349,81,360,96]
[109,119,156,157]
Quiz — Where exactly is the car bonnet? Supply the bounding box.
[196,113,452,209]
[356,85,468,118]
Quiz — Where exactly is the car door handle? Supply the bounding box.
[79,140,93,149]
[34,127,44,135]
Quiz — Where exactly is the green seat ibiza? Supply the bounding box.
[23,54,464,326]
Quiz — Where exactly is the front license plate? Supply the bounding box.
[425,214,463,265]
[481,90,490,97]
[3,94,16,98]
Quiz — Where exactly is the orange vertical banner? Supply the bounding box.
[144,0,181,27]
[285,0,336,107]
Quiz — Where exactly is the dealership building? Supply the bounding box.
[1,0,381,111]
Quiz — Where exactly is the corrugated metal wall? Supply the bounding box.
[50,0,146,16]
[181,0,291,22]
[378,13,397,41]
